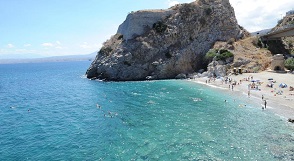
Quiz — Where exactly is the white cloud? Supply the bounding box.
[15,49,36,53]
[24,44,31,47]
[41,41,63,49]
[41,43,54,47]
[230,0,294,32]
[169,0,294,32]
[167,0,180,7]
[80,42,101,49]
[80,42,90,49]
[55,46,63,49]
[7,44,14,48]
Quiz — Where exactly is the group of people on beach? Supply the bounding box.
[205,75,270,110]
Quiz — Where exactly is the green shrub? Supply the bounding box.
[285,58,294,70]
[204,49,217,62]
[204,49,234,62]
[153,21,167,33]
[219,49,227,54]
[216,50,234,61]
[253,66,261,73]
[257,39,264,48]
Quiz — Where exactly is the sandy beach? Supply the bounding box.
[193,71,294,120]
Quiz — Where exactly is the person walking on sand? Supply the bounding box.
[264,100,267,109]
[262,95,264,100]
[248,90,250,97]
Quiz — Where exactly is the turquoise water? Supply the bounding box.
[0,61,293,160]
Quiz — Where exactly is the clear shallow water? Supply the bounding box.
[0,61,293,160]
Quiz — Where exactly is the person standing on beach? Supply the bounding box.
[262,95,264,100]
[264,100,267,109]
[248,90,250,97]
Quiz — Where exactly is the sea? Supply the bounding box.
[0,61,293,161]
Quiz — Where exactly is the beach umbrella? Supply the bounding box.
[251,80,256,82]
[279,83,287,88]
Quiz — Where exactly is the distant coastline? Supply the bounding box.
[0,52,96,64]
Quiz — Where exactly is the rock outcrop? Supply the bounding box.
[117,10,176,41]
[206,59,231,77]
[264,14,294,55]
[203,36,272,77]
[86,0,247,81]
[277,14,294,55]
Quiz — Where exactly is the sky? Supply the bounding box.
[1,0,293,59]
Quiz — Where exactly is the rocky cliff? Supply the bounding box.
[265,14,294,55]
[86,0,247,81]
[276,14,294,55]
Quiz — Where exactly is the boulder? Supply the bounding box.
[175,73,187,79]
[206,60,228,77]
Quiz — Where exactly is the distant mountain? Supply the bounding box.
[0,52,97,64]
[0,53,43,59]
[251,28,272,36]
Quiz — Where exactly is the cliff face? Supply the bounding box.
[117,10,176,41]
[86,0,247,81]
[277,14,294,55]
[265,14,294,55]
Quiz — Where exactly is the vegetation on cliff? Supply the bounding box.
[205,49,234,63]
[285,58,294,70]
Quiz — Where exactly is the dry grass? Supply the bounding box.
[213,36,272,72]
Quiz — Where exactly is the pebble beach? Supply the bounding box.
[193,71,294,120]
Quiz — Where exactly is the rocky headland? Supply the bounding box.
[86,0,249,81]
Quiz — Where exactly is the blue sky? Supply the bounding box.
[1,0,293,59]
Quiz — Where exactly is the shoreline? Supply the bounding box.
[190,71,294,120]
